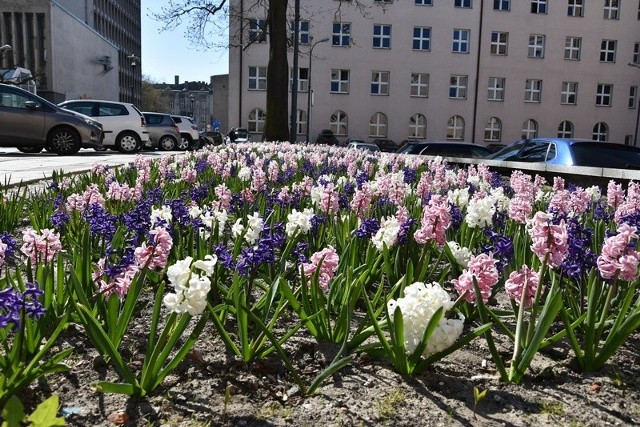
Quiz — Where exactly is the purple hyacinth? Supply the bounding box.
[560,217,596,281]
[0,232,17,260]
[483,230,514,273]
[355,218,381,239]
[292,241,309,264]
[83,203,117,241]
[0,282,45,331]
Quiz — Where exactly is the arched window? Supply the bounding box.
[522,119,538,139]
[247,108,266,133]
[484,117,502,142]
[296,109,307,135]
[408,113,427,138]
[447,115,465,140]
[330,110,348,135]
[557,121,573,138]
[369,112,388,137]
[592,122,608,142]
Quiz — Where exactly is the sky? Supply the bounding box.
[140,0,229,84]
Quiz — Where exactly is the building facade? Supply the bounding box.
[150,76,215,132]
[228,0,640,146]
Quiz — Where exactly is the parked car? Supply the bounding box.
[372,138,399,153]
[171,115,201,150]
[347,141,381,152]
[397,141,492,159]
[487,138,640,169]
[316,129,338,146]
[142,112,181,151]
[0,83,103,154]
[226,127,251,144]
[59,99,149,153]
[200,130,224,146]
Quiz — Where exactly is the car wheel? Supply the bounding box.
[177,134,191,151]
[116,131,141,153]
[158,135,177,151]
[47,127,81,155]
[94,147,108,152]
[17,146,43,154]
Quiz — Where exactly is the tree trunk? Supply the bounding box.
[263,0,289,142]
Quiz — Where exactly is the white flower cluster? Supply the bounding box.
[163,255,217,315]
[285,208,315,237]
[372,216,401,251]
[447,241,472,268]
[238,166,252,181]
[199,209,228,239]
[447,187,470,209]
[151,205,172,225]
[232,212,264,244]
[465,196,496,229]
[387,282,464,357]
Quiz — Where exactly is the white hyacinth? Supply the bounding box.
[245,212,264,244]
[238,166,251,181]
[163,256,214,316]
[447,187,470,209]
[465,196,496,228]
[387,282,464,357]
[447,241,472,268]
[372,216,401,251]
[286,208,315,237]
[151,205,173,225]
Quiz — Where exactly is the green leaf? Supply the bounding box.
[2,395,25,427]
[26,395,66,427]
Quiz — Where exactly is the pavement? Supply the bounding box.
[0,148,176,188]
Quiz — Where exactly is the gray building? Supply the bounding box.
[151,76,215,132]
[228,0,640,147]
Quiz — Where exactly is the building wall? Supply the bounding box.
[211,74,229,133]
[228,0,640,146]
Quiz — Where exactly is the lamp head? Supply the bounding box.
[0,44,12,52]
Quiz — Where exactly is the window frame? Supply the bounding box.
[558,120,574,138]
[490,31,508,55]
[332,22,351,47]
[528,34,545,58]
[564,36,581,60]
[525,79,543,103]
[447,115,465,140]
[452,29,470,53]
[596,83,613,107]
[330,69,350,93]
[561,81,578,105]
[604,0,619,20]
[408,113,427,139]
[592,122,609,142]
[493,0,510,11]
[600,39,617,63]
[248,66,267,91]
[412,26,432,51]
[630,86,638,109]
[449,74,468,99]
[487,76,505,101]
[531,0,547,14]
[373,24,392,49]
[371,71,390,96]
[410,72,429,97]
[455,0,472,8]
[567,0,584,17]
[415,0,433,5]
[290,20,310,45]
[369,112,388,138]
[247,107,266,133]
[484,117,502,142]
[330,110,348,136]
[249,18,267,43]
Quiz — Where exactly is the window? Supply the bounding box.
[330,69,350,93]
[490,32,508,55]
[561,81,578,105]
[249,19,266,43]
[248,66,267,90]
[484,117,502,142]
[630,86,638,108]
[290,20,309,44]
[371,71,390,95]
[413,27,431,51]
[373,24,392,48]
[330,110,348,135]
[558,120,574,138]
[248,108,266,132]
[289,67,309,92]
[625,135,634,145]
[568,0,584,17]
[564,36,581,60]
[593,122,608,142]
[633,43,640,64]
[453,29,470,53]
[600,40,617,62]
[488,77,505,101]
[531,0,547,14]
[494,0,510,11]
[332,22,351,46]
[415,0,433,5]
[411,73,429,97]
[522,119,538,139]
[449,75,468,99]
[296,110,307,135]
[455,0,472,7]
[525,79,543,102]
[409,113,427,139]
[596,83,613,106]
[447,115,465,140]
[604,0,619,19]
[369,112,388,138]
[528,34,545,58]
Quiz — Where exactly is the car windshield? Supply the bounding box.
[236,129,249,138]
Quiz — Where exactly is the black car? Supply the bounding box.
[316,129,338,145]
[372,138,399,153]
[397,141,492,159]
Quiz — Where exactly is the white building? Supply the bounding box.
[228,0,640,147]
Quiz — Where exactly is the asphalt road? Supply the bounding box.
[0,148,177,188]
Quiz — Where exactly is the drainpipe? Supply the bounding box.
[471,0,484,144]
[238,0,244,128]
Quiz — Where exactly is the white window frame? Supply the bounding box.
[633,42,640,64]
[593,122,609,141]
[558,120,574,138]
[330,69,350,93]
[369,112,388,138]
[409,113,427,139]
[455,0,472,8]
[413,27,431,51]
[415,0,433,5]
[522,119,538,139]
[484,117,502,142]
[453,29,470,53]
[531,0,547,14]
[290,20,310,45]
[564,36,581,60]
[493,0,510,11]
[449,75,468,99]
[600,40,617,63]
[525,79,543,103]
[561,81,578,105]
[411,73,429,97]
[248,108,266,133]
[248,66,267,90]
[296,109,307,135]
[373,24,392,49]
[371,71,390,95]
[568,0,584,17]
[528,34,545,58]
[330,110,348,136]
[490,32,508,55]
[447,115,465,140]
[289,67,309,92]
[629,86,638,109]
[596,83,613,107]
[488,77,505,101]
[249,19,266,43]
[332,22,351,47]
[604,0,619,20]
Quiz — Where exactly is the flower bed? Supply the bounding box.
[1,143,639,425]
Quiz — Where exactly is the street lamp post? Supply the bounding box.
[128,54,140,105]
[630,63,640,147]
[306,37,329,143]
[190,94,195,119]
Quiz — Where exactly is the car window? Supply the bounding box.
[98,103,128,116]
[572,143,640,169]
[145,114,163,125]
[400,144,427,154]
[171,116,183,123]
[0,90,36,109]
[490,142,527,161]
[63,102,94,116]
[518,141,553,162]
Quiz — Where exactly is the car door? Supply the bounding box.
[97,102,131,146]
[0,85,46,146]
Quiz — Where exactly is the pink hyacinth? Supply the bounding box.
[0,240,7,268]
[21,228,62,263]
[452,253,499,304]
[505,265,542,307]
[302,246,340,291]
[597,223,640,282]
[320,183,340,216]
[528,211,569,268]
[351,184,373,219]
[607,180,625,210]
[414,194,451,246]
[134,227,174,270]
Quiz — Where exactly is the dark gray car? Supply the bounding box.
[397,141,492,159]
[142,112,181,151]
[0,83,103,154]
